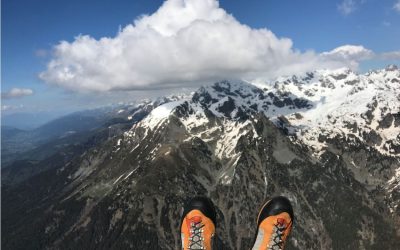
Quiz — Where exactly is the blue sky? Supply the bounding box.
[2,0,400,116]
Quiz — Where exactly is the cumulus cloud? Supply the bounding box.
[394,0,400,12]
[40,0,374,92]
[2,88,34,99]
[321,45,374,68]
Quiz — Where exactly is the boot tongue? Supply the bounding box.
[190,216,202,223]
[277,218,286,226]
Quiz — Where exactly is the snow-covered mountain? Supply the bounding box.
[126,65,399,192]
[137,65,400,156]
[2,66,400,250]
[111,65,399,248]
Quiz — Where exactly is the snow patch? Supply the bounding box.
[141,100,185,129]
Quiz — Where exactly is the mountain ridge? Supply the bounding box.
[2,66,400,249]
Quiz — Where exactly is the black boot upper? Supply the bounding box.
[257,196,294,226]
[182,196,217,225]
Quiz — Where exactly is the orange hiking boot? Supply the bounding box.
[180,197,216,250]
[251,196,294,250]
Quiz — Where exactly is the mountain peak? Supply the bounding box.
[136,66,399,159]
[386,64,398,71]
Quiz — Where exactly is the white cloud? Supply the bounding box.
[1,105,14,111]
[1,104,25,112]
[380,50,400,60]
[40,0,375,92]
[2,88,34,99]
[321,45,374,68]
[337,0,367,15]
[394,0,400,12]
[338,0,357,15]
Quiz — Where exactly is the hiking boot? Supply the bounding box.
[180,197,216,250]
[251,196,294,250]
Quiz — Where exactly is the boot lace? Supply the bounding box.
[188,218,206,249]
[268,218,288,250]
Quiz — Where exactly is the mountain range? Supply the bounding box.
[2,65,400,249]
